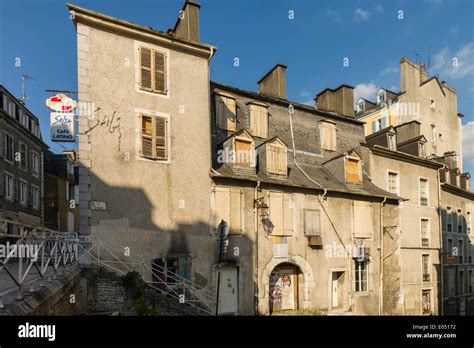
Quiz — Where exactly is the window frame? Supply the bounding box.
[3,171,14,201]
[18,179,27,206]
[266,141,287,176]
[215,92,237,132]
[249,103,268,138]
[387,170,399,194]
[139,114,169,161]
[419,177,429,206]
[138,46,168,95]
[420,218,430,247]
[31,184,40,210]
[422,253,430,282]
[354,260,368,293]
[345,156,362,184]
[30,150,40,177]
[319,120,336,151]
[303,209,321,236]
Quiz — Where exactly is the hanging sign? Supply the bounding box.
[46,94,77,112]
[50,112,75,142]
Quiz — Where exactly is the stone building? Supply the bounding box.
[210,67,402,315]
[0,85,47,227]
[44,150,79,232]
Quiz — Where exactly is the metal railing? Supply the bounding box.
[76,237,216,315]
[0,218,79,308]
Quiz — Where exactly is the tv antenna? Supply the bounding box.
[427,46,431,77]
[21,73,37,103]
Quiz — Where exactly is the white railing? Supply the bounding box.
[76,237,216,315]
[0,218,78,308]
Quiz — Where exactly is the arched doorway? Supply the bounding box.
[269,263,300,313]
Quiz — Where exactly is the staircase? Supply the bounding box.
[76,237,216,315]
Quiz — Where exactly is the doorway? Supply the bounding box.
[218,267,238,314]
[331,271,344,309]
[269,263,300,314]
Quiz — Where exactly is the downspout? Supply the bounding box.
[254,180,261,315]
[437,165,446,315]
[379,196,387,315]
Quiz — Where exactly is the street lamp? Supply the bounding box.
[256,200,269,217]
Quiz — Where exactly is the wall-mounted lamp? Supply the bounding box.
[255,197,269,217]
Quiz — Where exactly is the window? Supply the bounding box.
[215,94,236,131]
[447,238,453,256]
[2,95,15,117]
[304,210,321,236]
[354,260,368,292]
[3,172,13,200]
[377,90,386,104]
[268,192,293,236]
[32,185,39,209]
[422,289,432,314]
[371,117,388,133]
[447,269,455,296]
[457,209,463,233]
[431,124,436,145]
[345,157,361,184]
[320,121,336,151]
[447,207,453,232]
[418,142,426,157]
[19,180,27,206]
[419,178,428,206]
[422,254,430,281]
[458,240,464,264]
[353,202,373,238]
[459,271,464,295]
[249,104,268,138]
[234,139,253,167]
[430,98,436,109]
[468,211,472,234]
[139,47,167,94]
[357,100,365,113]
[388,134,396,150]
[469,270,473,294]
[2,131,14,162]
[19,142,27,170]
[152,257,192,288]
[214,187,243,234]
[267,143,287,176]
[388,172,398,194]
[140,115,167,160]
[30,151,40,176]
[421,219,430,246]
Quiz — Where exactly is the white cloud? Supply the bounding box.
[450,25,459,34]
[462,121,474,168]
[355,8,370,21]
[380,67,399,75]
[353,82,378,105]
[432,43,474,80]
[299,89,310,98]
[375,4,384,12]
[326,9,342,22]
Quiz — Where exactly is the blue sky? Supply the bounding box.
[0,0,473,172]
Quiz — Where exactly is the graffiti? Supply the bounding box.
[85,107,122,151]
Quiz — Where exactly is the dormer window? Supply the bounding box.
[266,139,287,176]
[345,156,362,184]
[234,138,254,167]
[388,133,396,150]
[376,89,386,104]
[356,99,365,113]
[2,95,15,117]
[418,141,426,158]
[215,91,237,131]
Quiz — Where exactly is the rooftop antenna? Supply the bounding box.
[21,73,36,103]
[427,46,431,77]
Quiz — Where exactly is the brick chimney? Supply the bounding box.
[315,84,355,117]
[173,0,201,42]
[258,64,287,99]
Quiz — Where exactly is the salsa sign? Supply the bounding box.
[46,94,76,142]
[50,112,75,142]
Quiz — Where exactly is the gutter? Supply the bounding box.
[379,196,387,315]
[437,165,445,315]
[254,180,261,315]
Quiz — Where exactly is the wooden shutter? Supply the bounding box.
[269,192,283,235]
[154,51,166,93]
[354,202,373,238]
[215,187,230,229]
[277,146,287,175]
[329,123,336,150]
[283,193,293,236]
[345,158,361,183]
[250,106,257,136]
[140,47,152,90]
[225,98,236,131]
[304,210,321,236]
[216,96,227,129]
[260,107,268,138]
[141,115,153,157]
[155,116,167,159]
[267,145,276,174]
[235,139,251,166]
[229,188,242,234]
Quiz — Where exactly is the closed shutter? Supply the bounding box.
[139,47,152,90]
[141,115,153,157]
[215,187,230,229]
[235,139,251,166]
[0,131,5,158]
[354,202,373,238]
[304,210,321,236]
[329,123,336,150]
[155,116,167,159]
[250,106,257,136]
[283,193,293,236]
[267,145,276,174]
[229,188,242,234]
[154,51,166,93]
[225,98,236,131]
[277,146,287,175]
[27,184,32,205]
[250,105,268,138]
[261,108,268,138]
[345,158,361,183]
[371,120,377,133]
[216,96,227,129]
[269,192,283,235]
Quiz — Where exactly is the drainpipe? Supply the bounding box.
[437,165,445,315]
[254,180,261,315]
[379,196,387,315]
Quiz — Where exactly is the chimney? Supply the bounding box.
[315,84,355,117]
[258,64,287,99]
[173,0,201,42]
[460,173,471,191]
[444,151,458,170]
[400,57,421,93]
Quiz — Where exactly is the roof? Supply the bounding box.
[396,134,426,147]
[211,81,364,125]
[212,161,399,201]
[367,144,444,170]
[365,126,396,140]
[66,3,216,58]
